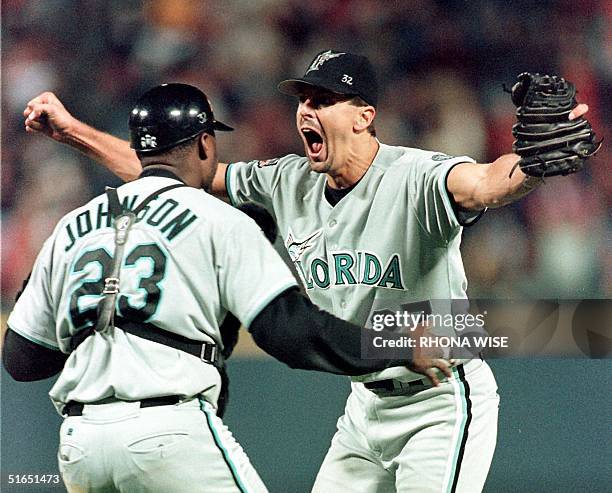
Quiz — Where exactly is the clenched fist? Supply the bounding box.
[24,92,76,142]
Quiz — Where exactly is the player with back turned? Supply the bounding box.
[23,51,599,492]
[5,82,448,493]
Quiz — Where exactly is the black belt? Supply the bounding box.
[364,378,429,392]
[364,363,465,393]
[63,395,181,417]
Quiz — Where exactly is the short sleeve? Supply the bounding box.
[7,236,60,350]
[225,156,291,210]
[216,217,298,329]
[408,154,477,242]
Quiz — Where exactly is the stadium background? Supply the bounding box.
[1,1,610,491]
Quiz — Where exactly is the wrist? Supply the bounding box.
[521,174,545,191]
[57,116,83,144]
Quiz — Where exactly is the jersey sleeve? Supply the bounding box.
[407,154,480,242]
[216,217,298,329]
[225,156,289,210]
[6,236,60,350]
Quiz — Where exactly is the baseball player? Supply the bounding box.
[22,52,596,492]
[7,82,450,493]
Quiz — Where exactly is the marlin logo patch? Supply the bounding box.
[306,50,346,73]
[285,228,322,262]
[257,158,280,168]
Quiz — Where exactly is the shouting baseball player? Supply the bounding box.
[5,83,450,493]
[22,51,599,492]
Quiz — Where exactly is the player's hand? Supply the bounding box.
[407,321,454,386]
[24,92,76,142]
[407,357,454,387]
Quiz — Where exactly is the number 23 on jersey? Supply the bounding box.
[69,244,167,329]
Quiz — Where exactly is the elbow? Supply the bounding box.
[2,351,41,381]
[1,329,59,382]
[251,324,314,371]
[284,358,305,371]
[1,339,19,380]
[250,323,294,366]
[5,369,39,382]
[2,355,37,382]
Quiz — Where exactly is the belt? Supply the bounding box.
[364,378,430,393]
[364,363,465,393]
[63,395,181,417]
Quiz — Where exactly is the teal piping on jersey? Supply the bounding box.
[408,157,473,245]
[242,280,298,329]
[436,161,464,238]
[444,365,472,493]
[199,399,250,493]
[225,163,237,207]
[7,325,60,351]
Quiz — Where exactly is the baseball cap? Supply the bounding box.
[278,50,378,107]
[129,83,233,154]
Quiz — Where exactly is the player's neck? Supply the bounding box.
[140,163,203,189]
[326,137,379,189]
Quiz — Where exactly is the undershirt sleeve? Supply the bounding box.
[249,287,408,375]
[2,328,67,381]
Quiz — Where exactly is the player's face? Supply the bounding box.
[296,88,361,173]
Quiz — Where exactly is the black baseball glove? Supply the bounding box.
[509,72,601,177]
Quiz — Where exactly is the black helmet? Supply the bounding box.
[129,83,233,154]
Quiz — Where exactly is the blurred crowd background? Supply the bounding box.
[2,0,610,312]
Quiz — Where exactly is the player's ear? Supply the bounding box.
[354,106,375,133]
[198,133,209,160]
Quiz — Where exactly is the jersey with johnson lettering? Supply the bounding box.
[226,143,478,382]
[7,175,298,412]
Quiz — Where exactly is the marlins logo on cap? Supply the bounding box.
[306,50,346,73]
[278,49,379,107]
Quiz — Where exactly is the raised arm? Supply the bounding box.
[447,103,591,210]
[24,92,141,181]
[447,153,542,210]
[24,92,230,194]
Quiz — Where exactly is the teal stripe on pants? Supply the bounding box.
[446,366,470,493]
[199,399,249,493]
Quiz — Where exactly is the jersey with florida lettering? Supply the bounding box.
[8,173,297,412]
[226,142,480,382]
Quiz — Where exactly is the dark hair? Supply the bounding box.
[349,96,376,137]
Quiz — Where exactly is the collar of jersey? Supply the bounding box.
[138,166,185,183]
[370,141,402,171]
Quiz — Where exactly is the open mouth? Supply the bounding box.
[302,128,325,159]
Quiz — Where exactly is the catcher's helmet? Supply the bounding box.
[129,83,233,154]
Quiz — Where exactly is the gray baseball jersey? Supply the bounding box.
[226,142,477,383]
[8,174,298,413]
